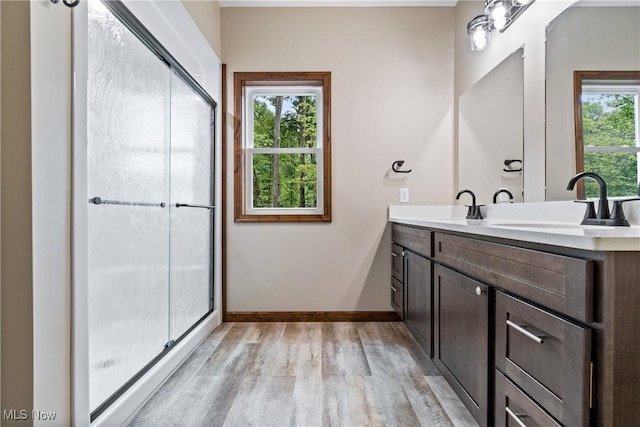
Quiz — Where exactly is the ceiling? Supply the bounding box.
[218,0,460,7]
[577,0,640,6]
[218,0,640,7]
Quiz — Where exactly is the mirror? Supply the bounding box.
[454,0,573,203]
[458,48,524,205]
[545,1,640,200]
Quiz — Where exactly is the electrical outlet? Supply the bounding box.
[400,188,410,203]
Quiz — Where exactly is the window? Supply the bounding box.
[575,71,640,199]
[234,72,331,222]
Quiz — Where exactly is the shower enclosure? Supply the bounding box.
[83,0,216,419]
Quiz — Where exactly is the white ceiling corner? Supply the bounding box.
[218,0,459,8]
[575,0,640,6]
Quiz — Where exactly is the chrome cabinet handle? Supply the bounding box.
[506,319,544,344]
[391,252,398,257]
[391,285,398,292]
[475,286,485,296]
[505,407,528,427]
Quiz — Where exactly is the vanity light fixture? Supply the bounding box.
[467,0,536,51]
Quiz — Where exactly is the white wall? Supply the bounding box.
[1,2,34,423]
[546,5,640,200]
[31,1,72,425]
[454,0,574,202]
[222,6,455,312]
[181,0,221,58]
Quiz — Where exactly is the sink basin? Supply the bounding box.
[490,222,616,230]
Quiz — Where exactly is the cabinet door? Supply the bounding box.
[434,264,491,427]
[405,250,432,356]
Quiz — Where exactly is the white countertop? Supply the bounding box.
[389,202,640,251]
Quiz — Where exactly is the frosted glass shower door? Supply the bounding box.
[169,71,215,340]
[87,0,170,412]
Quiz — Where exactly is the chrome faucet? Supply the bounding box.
[456,190,484,220]
[566,172,639,226]
[493,189,514,204]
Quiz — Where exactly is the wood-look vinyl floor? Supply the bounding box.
[128,322,478,427]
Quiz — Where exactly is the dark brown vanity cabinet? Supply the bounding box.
[434,264,491,427]
[391,222,640,425]
[434,231,593,427]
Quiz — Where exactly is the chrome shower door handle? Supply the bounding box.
[175,203,215,210]
[89,197,166,208]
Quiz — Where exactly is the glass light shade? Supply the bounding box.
[485,0,511,31]
[467,15,491,51]
[471,28,489,50]
[514,0,532,5]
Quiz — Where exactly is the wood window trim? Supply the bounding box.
[573,70,640,199]
[222,63,227,321]
[234,71,332,223]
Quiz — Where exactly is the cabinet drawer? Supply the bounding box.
[434,232,593,322]
[496,292,591,427]
[391,243,404,281]
[391,276,404,320]
[392,224,432,258]
[495,371,561,427]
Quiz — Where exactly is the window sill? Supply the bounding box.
[234,213,331,223]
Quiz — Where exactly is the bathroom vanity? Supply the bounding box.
[389,203,640,427]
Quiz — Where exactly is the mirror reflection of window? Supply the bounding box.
[573,71,640,199]
[581,85,639,198]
